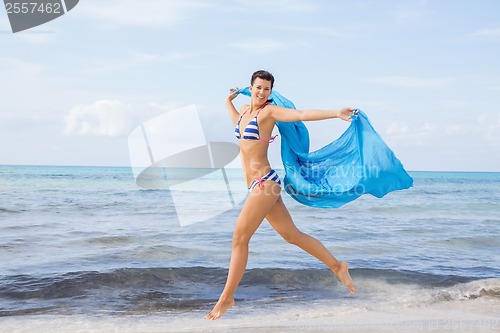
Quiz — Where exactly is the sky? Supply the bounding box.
[0,0,499,171]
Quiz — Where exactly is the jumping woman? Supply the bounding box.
[205,70,356,320]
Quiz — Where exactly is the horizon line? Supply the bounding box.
[0,163,499,173]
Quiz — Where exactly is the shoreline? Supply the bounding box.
[1,297,499,333]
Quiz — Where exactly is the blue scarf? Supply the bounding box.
[238,87,413,208]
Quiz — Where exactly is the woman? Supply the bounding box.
[205,70,356,320]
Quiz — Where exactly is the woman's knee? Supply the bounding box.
[281,229,303,245]
[232,230,251,247]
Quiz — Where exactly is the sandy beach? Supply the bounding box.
[1,297,499,333]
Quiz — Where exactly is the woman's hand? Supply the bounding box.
[227,87,239,101]
[337,107,357,122]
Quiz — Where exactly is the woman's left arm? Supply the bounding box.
[269,105,355,122]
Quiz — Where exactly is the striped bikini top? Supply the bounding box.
[234,102,277,143]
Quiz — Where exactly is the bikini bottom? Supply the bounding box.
[248,169,281,191]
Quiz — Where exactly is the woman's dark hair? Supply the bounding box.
[251,70,274,89]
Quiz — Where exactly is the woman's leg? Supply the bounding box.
[205,181,281,320]
[265,196,356,294]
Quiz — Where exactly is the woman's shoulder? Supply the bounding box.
[240,104,250,112]
[262,103,280,117]
[259,104,279,124]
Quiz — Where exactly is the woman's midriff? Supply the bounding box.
[239,141,273,187]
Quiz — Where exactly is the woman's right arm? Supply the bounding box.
[268,105,355,123]
[226,88,240,125]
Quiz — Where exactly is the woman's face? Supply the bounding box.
[250,78,272,105]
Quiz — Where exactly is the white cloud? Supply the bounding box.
[445,124,464,135]
[384,121,438,147]
[62,100,190,138]
[385,121,410,136]
[226,0,317,12]
[78,0,208,28]
[392,7,424,23]
[362,76,454,89]
[280,24,366,39]
[63,100,136,137]
[0,57,73,117]
[13,31,58,44]
[468,28,500,38]
[230,38,287,54]
[479,112,500,147]
[0,57,46,77]
[80,51,193,78]
[383,112,500,152]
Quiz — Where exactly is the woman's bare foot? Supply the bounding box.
[334,261,356,294]
[204,297,235,320]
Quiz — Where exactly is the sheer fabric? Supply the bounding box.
[238,87,413,208]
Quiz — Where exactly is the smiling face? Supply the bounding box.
[250,77,272,106]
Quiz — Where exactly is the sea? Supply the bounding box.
[0,165,499,332]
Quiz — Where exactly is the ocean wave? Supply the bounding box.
[1,267,495,299]
[0,207,23,214]
[1,267,498,317]
[434,278,500,301]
